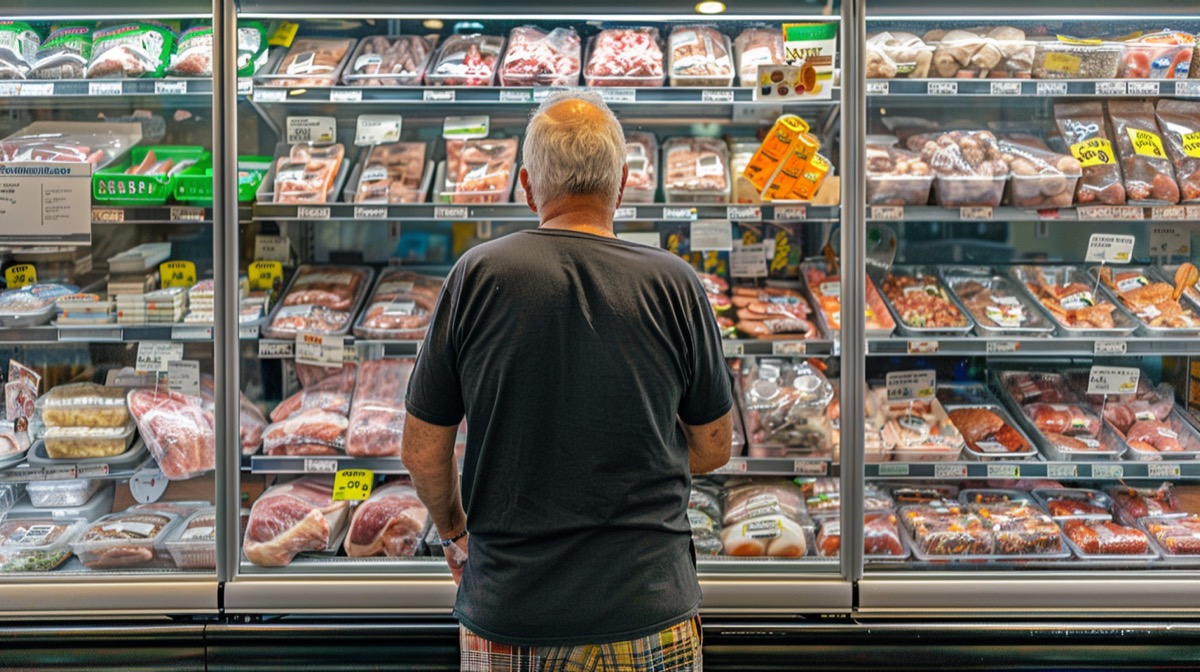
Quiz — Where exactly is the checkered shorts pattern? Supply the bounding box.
[459,616,702,672]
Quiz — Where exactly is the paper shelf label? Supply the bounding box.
[877,463,909,476]
[960,206,993,221]
[1047,464,1079,479]
[254,235,290,263]
[3,466,76,482]
[721,341,744,357]
[1094,340,1127,355]
[730,241,768,278]
[286,116,336,145]
[934,464,968,478]
[1128,81,1160,96]
[92,208,124,223]
[1087,365,1139,396]
[252,88,286,103]
[691,221,732,251]
[727,206,761,221]
[499,89,532,102]
[1091,464,1124,479]
[237,79,253,96]
[330,89,362,103]
[663,207,698,221]
[907,340,939,354]
[304,458,338,473]
[155,81,188,95]
[598,88,636,103]
[295,332,345,368]
[354,206,387,220]
[58,327,122,342]
[76,464,109,478]
[713,459,747,474]
[1178,81,1200,98]
[4,264,36,289]
[19,82,53,96]
[1037,81,1068,96]
[443,115,489,140]
[333,468,375,501]
[613,207,637,220]
[1085,233,1135,263]
[296,206,330,220]
[136,341,184,373]
[434,206,468,220]
[990,81,1021,96]
[239,325,259,339]
[170,326,213,341]
[986,341,1019,354]
[258,340,294,358]
[866,81,889,95]
[1150,225,1189,257]
[1078,206,1144,221]
[355,114,402,146]
[1,161,92,244]
[886,370,935,402]
[986,464,1020,479]
[423,89,456,102]
[169,206,205,222]
[617,232,661,247]
[1096,81,1127,96]
[167,360,201,397]
[774,206,807,221]
[927,81,957,95]
[772,341,807,355]
[1148,463,1182,479]
[793,460,828,476]
[871,206,904,221]
[702,89,735,102]
[88,81,122,96]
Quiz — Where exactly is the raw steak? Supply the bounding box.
[270,371,356,422]
[244,477,349,567]
[346,359,414,457]
[127,389,215,480]
[262,408,348,454]
[344,481,428,557]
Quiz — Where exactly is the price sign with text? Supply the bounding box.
[295,331,344,368]
[4,264,36,289]
[333,468,375,501]
[160,260,197,289]
[1085,234,1135,264]
[135,341,184,373]
[886,370,936,403]
[1087,366,1139,396]
[248,260,283,292]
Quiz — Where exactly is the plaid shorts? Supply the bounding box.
[459,616,702,672]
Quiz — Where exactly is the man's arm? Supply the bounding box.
[680,409,733,474]
[400,413,467,582]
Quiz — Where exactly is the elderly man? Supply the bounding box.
[401,92,732,671]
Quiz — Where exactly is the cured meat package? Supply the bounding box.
[343,35,432,86]
[426,34,504,87]
[263,265,372,339]
[443,138,518,204]
[127,388,216,480]
[352,142,429,204]
[668,26,734,87]
[262,37,355,87]
[353,268,442,340]
[346,359,415,457]
[1141,515,1200,559]
[1,121,142,171]
[263,408,348,456]
[1055,102,1126,205]
[499,26,581,86]
[244,477,350,567]
[816,512,907,559]
[271,143,346,204]
[1107,101,1179,204]
[584,27,665,87]
[1156,99,1200,203]
[1107,484,1182,528]
[86,23,176,79]
[344,480,428,557]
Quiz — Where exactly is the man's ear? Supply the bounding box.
[519,167,537,214]
[615,163,628,209]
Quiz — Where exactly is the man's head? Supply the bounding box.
[520,92,628,215]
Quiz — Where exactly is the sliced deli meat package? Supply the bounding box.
[499,26,581,87]
[86,22,176,79]
[0,21,41,79]
[1055,101,1126,205]
[1107,100,1179,204]
[29,25,91,79]
[1155,99,1200,203]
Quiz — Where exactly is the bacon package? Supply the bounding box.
[1155,99,1200,203]
[1107,100,1179,204]
[343,35,432,86]
[272,144,345,204]
[353,268,442,340]
[0,121,142,171]
[264,37,354,87]
[426,34,504,86]
[499,26,581,86]
[444,138,518,204]
[584,27,665,87]
[1055,102,1126,205]
[353,142,428,204]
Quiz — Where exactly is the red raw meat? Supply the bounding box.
[283,267,366,311]
[344,480,428,557]
[263,408,348,454]
[585,27,664,86]
[244,477,349,566]
[127,389,215,480]
[346,359,414,457]
[270,369,356,423]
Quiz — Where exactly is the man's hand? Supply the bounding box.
[401,414,467,583]
[441,533,469,585]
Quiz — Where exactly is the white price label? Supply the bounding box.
[986,341,1020,354]
[1091,464,1124,479]
[990,81,1021,96]
[598,88,636,103]
[614,207,637,220]
[714,459,747,474]
[1149,225,1190,257]
[252,88,286,103]
[927,81,958,95]
[934,464,968,478]
[721,341,744,357]
[92,208,124,223]
[297,206,331,220]
[1128,81,1160,96]
[135,341,184,373]
[1149,463,1182,479]
[886,370,935,402]
[258,340,294,358]
[1087,365,1140,396]
[434,206,468,220]
[1047,464,1079,479]
[304,458,338,473]
[171,326,212,341]
[1178,81,1200,98]
[771,341,807,355]
[0,162,92,244]
[169,206,205,222]
[690,221,732,251]
[295,331,345,368]
[877,463,910,476]
[286,116,337,144]
[1152,207,1186,221]
[499,89,533,102]
[774,206,807,221]
[617,232,661,247]
[354,114,402,146]
[239,325,259,339]
[167,360,201,397]
[866,81,889,95]
[730,241,768,278]
[1085,233,1136,263]
[1037,81,1068,96]
[663,207,698,221]
[986,464,1020,479]
[330,88,362,103]
[907,340,939,354]
[793,460,828,476]
[701,89,735,102]
[871,205,904,221]
[1078,206,1144,221]
[727,206,761,221]
[960,206,993,221]
[1094,340,1128,355]
[19,82,53,96]
[88,81,122,96]
[254,235,291,263]
[442,115,489,139]
[237,78,253,96]
[155,80,188,95]
[1096,81,1127,96]
[76,464,110,479]
[423,89,456,102]
[354,206,387,220]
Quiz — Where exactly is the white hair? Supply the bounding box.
[523,91,626,210]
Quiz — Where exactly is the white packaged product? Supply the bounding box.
[27,478,102,508]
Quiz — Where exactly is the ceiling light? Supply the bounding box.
[423,19,444,30]
[695,1,726,14]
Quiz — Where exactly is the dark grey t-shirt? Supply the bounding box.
[406,228,732,647]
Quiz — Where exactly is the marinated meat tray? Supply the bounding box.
[876,266,974,336]
[1106,484,1183,529]
[942,269,1054,337]
[499,26,581,87]
[261,265,374,340]
[1009,265,1137,337]
[800,259,896,337]
[426,34,505,87]
[352,268,442,341]
[1062,518,1157,562]
[1031,488,1114,522]
[342,35,433,86]
[943,403,1038,461]
[873,391,965,462]
[1140,515,1200,564]
[899,500,1069,562]
[815,512,909,560]
[1091,265,1200,335]
[992,370,1126,462]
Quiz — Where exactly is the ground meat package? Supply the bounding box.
[444,137,518,204]
[86,23,176,79]
[0,21,41,79]
[168,24,215,76]
[1108,100,1180,204]
[1156,99,1200,203]
[499,26,581,87]
[28,25,91,79]
[1054,101,1126,205]
[584,27,665,87]
[343,35,432,86]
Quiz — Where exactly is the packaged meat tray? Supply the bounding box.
[263,143,348,205]
[865,31,932,79]
[262,265,373,340]
[0,283,77,328]
[43,422,136,460]
[127,389,215,480]
[1031,488,1113,522]
[85,22,176,79]
[741,360,835,458]
[259,37,355,87]
[439,138,519,205]
[27,25,91,80]
[899,503,993,557]
[243,477,350,567]
[1117,31,1193,79]
[900,501,1069,561]
[805,487,895,517]
[865,144,933,206]
[877,266,974,336]
[730,285,820,340]
[1063,518,1155,561]
[71,510,180,569]
[719,489,813,558]
[352,269,441,341]
[942,269,1054,337]
[345,359,413,458]
[38,383,129,429]
[263,408,348,456]
[924,27,1034,78]
[662,137,730,203]
[0,21,40,79]
[1157,100,1200,203]
[667,26,733,87]
[875,394,965,462]
[425,34,504,87]
[26,478,102,509]
[1108,100,1180,204]
[1010,265,1137,337]
[164,507,216,569]
[623,132,658,203]
[801,259,896,337]
[1140,515,1200,564]
[1108,410,1200,462]
[998,139,1082,209]
[889,484,959,504]
[27,438,147,473]
[498,26,581,87]
[1032,37,1124,79]
[269,368,355,424]
[0,517,87,572]
[1055,102,1125,205]
[170,22,267,78]
[816,512,908,559]
[342,35,433,86]
[1106,484,1183,529]
[583,28,664,88]
[689,509,722,556]
[344,481,428,557]
[959,488,1033,506]
[721,479,806,527]
[0,121,143,171]
[1091,265,1200,335]
[907,131,1008,208]
[690,482,722,523]
[944,404,1037,460]
[348,142,431,204]
[734,28,785,86]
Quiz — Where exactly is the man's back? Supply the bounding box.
[406,228,731,646]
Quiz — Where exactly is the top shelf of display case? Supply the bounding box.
[865,0,1197,19]
[6,0,210,20]
[236,1,832,19]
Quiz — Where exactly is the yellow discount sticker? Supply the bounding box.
[5,264,36,289]
[248,260,283,292]
[160,261,197,289]
[333,469,374,502]
[1182,132,1200,159]
[1127,128,1166,159]
[1070,138,1115,168]
[1042,52,1082,76]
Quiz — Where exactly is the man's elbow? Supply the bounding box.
[691,448,731,475]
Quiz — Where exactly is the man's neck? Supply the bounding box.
[537,198,617,239]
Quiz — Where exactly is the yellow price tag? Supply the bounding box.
[248,260,283,292]
[1070,138,1115,168]
[1128,128,1166,159]
[1183,132,1200,159]
[159,261,197,289]
[333,469,374,501]
[5,264,36,289]
[268,20,299,48]
[1043,52,1082,76]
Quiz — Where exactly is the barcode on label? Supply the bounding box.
[1047,464,1078,479]
[304,459,338,473]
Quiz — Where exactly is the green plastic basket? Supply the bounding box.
[174,155,272,205]
[92,146,209,206]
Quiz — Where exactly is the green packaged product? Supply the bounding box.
[29,24,92,79]
[168,24,214,76]
[237,21,268,77]
[86,22,176,79]
[0,21,41,79]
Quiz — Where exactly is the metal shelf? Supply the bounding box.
[868,336,1200,357]
[249,455,407,474]
[865,460,1193,481]
[0,455,153,483]
[867,78,1200,99]
[251,202,836,223]
[0,79,213,100]
[723,339,837,357]
[866,204,1200,223]
[0,325,215,344]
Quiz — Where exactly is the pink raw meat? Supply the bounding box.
[344,481,428,557]
[262,408,348,453]
[127,389,216,480]
[346,359,414,457]
[244,476,349,566]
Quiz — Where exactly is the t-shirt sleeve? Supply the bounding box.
[677,275,734,426]
[405,264,467,427]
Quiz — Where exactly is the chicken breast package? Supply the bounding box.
[354,142,428,204]
[584,27,665,87]
[499,26,581,87]
[86,22,176,79]
[127,388,216,480]
[1055,102,1126,205]
[273,143,345,204]
[343,35,432,86]
[1155,100,1200,203]
[427,34,504,87]
[244,476,350,567]
[668,26,734,87]
[1108,100,1180,204]
[344,480,428,557]
[346,359,415,458]
[264,37,355,87]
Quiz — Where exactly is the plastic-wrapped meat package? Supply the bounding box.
[735,28,786,86]
[865,32,932,79]
[1106,484,1182,528]
[240,396,267,455]
[1022,403,1101,438]
[427,34,503,86]
[344,480,428,557]
[817,512,906,558]
[1063,519,1149,556]
[945,407,1031,455]
[663,137,728,195]
[295,361,358,390]
[900,503,994,556]
[0,22,41,79]
[668,26,733,87]
[71,510,178,569]
[86,23,176,79]
[167,25,214,77]
[270,366,357,423]
[344,35,431,86]
[908,130,1009,208]
[354,268,442,340]
[354,142,427,204]
[499,26,581,86]
[263,408,348,456]
[345,359,414,457]
[742,360,833,456]
[1108,101,1180,204]
[447,138,519,204]
[732,286,817,340]
[688,509,722,555]
[1054,102,1126,205]
[924,26,1033,78]
[1156,100,1200,203]
[865,144,933,206]
[273,144,345,204]
[266,38,354,87]
[265,305,351,338]
[28,25,91,80]
[584,27,664,87]
[243,476,349,567]
[127,389,216,480]
[998,140,1083,209]
[282,266,367,311]
[998,371,1078,405]
[623,132,657,200]
[720,513,810,557]
[1142,515,1200,556]
[721,479,806,527]
[1,122,142,171]
[689,482,722,522]
[1118,31,1194,79]
[1119,416,1200,456]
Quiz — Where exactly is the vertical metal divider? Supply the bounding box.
[213,0,240,589]
[839,0,866,586]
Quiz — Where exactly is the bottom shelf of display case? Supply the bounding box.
[0,573,217,617]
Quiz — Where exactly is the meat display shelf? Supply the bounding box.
[0,454,153,483]
[91,206,214,225]
[252,202,837,223]
[867,78,1200,99]
[0,78,216,99]
[246,85,842,107]
[254,338,418,360]
[866,205,1200,223]
[245,454,830,476]
[0,325,217,344]
[865,460,1200,481]
[868,337,1200,357]
[723,339,837,357]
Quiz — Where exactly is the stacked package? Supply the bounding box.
[114,287,187,324]
[37,383,135,460]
